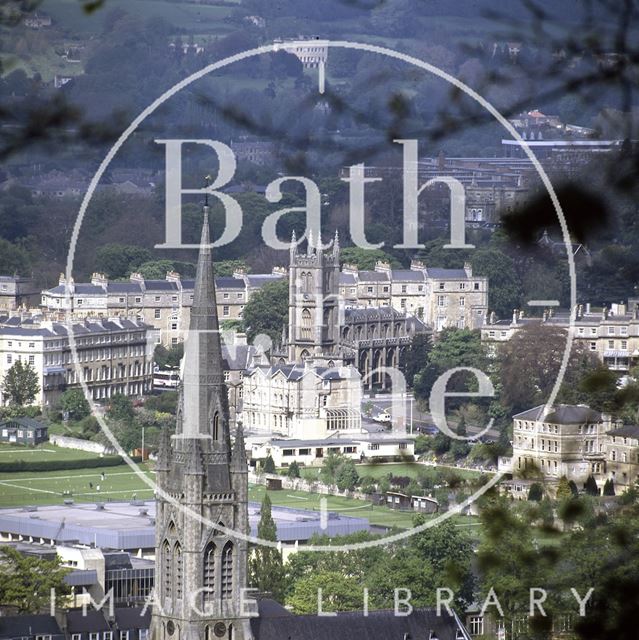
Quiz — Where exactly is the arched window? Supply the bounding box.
[167,521,176,537]
[213,412,219,441]
[221,542,233,599]
[301,309,312,339]
[203,542,216,605]
[174,542,183,599]
[162,540,171,600]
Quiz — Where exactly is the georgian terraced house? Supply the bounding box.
[0,317,154,407]
[481,301,639,373]
[41,270,286,348]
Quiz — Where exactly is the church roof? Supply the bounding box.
[250,607,467,640]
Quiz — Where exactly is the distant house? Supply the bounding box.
[0,416,48,445]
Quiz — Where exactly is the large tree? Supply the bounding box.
[2,360,39,406]
[249,493,285,600]
[0,547,70,613]
[242,279,289,344]
[58,388,90,421]
[498,324,598,414]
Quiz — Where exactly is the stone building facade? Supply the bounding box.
[242,362,362,439]
[482,302,639,372]
[0,317,154,407]
[0,276,39,311]
[504,404,639,493]
[41,270,285,347]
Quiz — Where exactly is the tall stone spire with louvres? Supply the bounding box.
[151,197,251,640]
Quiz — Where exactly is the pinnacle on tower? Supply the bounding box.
[333,229,340,256]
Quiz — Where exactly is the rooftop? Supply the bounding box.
[0,500,371,548]
[514,404,601,424]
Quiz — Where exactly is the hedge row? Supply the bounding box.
[0,455,142,473]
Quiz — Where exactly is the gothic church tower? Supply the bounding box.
[151,208,250,640]
[287,231,342,363]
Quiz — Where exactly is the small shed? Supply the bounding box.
[385,491,412,510]
[411,495,439,514]
[0,417,48,445]
[265,476,283,491]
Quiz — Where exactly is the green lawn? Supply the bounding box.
[301,462,486,483]
[0,442,107,463]
[248,483,483,531]
[0,463,155,507]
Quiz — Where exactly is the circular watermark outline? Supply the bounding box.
[65,40,576,553]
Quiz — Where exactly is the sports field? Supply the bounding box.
[0,442,108,463]
[0,464,156,507]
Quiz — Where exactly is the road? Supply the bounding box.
[362,392,500,440]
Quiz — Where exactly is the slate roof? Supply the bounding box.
[66,609,110,632]
[514,404,601,424]
[606,425,639,439]
[391,269,426,281]
[108,282,143,293]
[339,272,357,285]
[246,364,355,381]
[0,416,46,430]
[216,276,246,289]
[358,271,389,282]
[0,614,63,638]
[425,268,469,279]
[114,606,151,630]
[250,607,467,640]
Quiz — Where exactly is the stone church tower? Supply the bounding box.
[286,230,342,363]
[151,209,250,640]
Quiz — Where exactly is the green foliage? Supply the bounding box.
[603,478,615,496]
[414,434,431,455]
[335,458,359,491]
[95,243,152,279]
[2,360,39,406]
[286,571,363,614]
[58,389,90,421]
[137,259,195,279]
[320,452,359,490]
[498,324,598,414]
[154,343,184,369]
[107,394,134,422]
[585,475,600,496]
[0,547,71,613]
[339,247,402,270]
[556,476,573,501]
[242,279,289,344]
[470,248,522,318]
[0,455,134,473]
[144,391,178,416]
[249,494,285,600]
[262,455,276,474]
[527,482,544,502]
[287,460,301,479]
[402,333,432,387]
[0,238,30,274]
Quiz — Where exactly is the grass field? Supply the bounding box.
[0,442,106,463]
[0,463,156,507]
[249,483,456,530]
[301,462,486,483]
